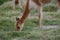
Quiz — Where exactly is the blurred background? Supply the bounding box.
[0,0,60,40]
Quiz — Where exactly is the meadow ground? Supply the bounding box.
[0,2,60,40]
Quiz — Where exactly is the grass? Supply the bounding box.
[0,1,60,40]
[0,28,60,40]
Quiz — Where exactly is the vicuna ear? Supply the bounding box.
[16,17,20,21]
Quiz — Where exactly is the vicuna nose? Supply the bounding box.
[16,26,20,31]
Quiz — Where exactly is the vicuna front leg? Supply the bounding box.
[13,0,19,10]
[38,5,43,30]
[57,0,60,12]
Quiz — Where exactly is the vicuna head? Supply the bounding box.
[16,17,24,31]
[16,17,20,31]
